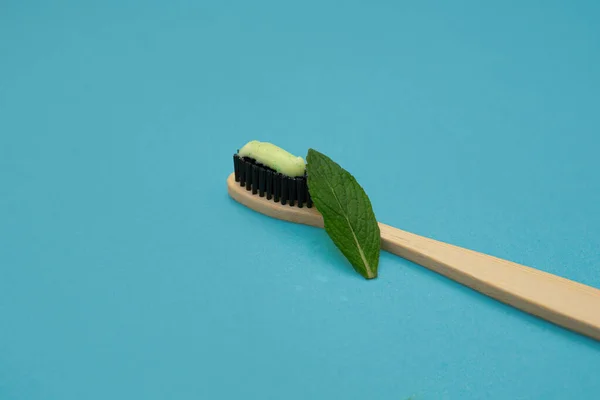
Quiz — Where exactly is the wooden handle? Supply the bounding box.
[379,223,600,341]
[227,174,600,340]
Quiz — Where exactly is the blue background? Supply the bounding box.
[1,1,599,399]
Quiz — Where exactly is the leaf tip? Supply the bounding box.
[365,271,378,280]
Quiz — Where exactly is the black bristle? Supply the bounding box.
[239,156,246,186]
[232,154,312,208]
[245,162,252,191]
[281,177,288,205]
[234,154,241,182]
[258,168,266,197]
[266,170,273,200]
[273,173,281,202]
[288,177,296,206]
[251,165,258,195]
[297,178,305,208]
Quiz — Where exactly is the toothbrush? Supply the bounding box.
[228,144,600,341]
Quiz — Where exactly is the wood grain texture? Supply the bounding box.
[227,173,600,341]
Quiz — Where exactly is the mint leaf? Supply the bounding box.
[306,149,381,279]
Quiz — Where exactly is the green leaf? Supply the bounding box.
[306,148,381,279]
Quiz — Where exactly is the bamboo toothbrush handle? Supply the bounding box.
[379,223,600,341]
[227,173,600,340]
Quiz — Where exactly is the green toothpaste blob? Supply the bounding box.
[238,140,306,177]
